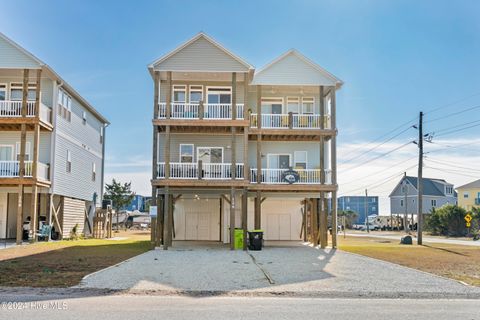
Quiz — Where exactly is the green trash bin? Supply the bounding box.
[234,228,244,250]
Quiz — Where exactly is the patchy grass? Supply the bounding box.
[338,236,480,286]
[0,230,151,287]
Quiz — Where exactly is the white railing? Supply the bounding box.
[250,113,331,129]
[0,101,35,117]
[157,162,244,180]
[0,161,49,179]
[250,168,332,184]
[0,100,52,124]
[158,103,244,120]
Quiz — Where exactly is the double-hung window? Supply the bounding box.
[66,150,72,173]
[172,85,186,103]
[58,88,72,121]
[0,84,6,101]
[189,85,203,103]
[179,144,194,163]
[294,151,307,169]
[15,142,31,161]
[302,97,315,114]
[287,97,300,114]
[92,162,96,181]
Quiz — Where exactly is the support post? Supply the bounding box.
[242,188,248,250]
[254,191,261,229]
[330,87,338,248]
[232,72,237,120]
[152,71,159,182]
[230,187,235,250]
[163,187,170,250]
[30,71,41,241]
[319,192,327,248]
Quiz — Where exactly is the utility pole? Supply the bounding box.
[365,189,369,233]
[417,111,424,245]
[404,172,408,233]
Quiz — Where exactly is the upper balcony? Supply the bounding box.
[0,100,53,129]
[0,160,50,184]
[249,113,331,130]
[158,103,245,120]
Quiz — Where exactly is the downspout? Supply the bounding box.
[100,123,109,206]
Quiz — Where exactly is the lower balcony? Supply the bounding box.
[0,161,50,181]
[157,162,244,180]
[250,168,331,184]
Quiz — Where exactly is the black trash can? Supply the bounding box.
[248,230,264,251]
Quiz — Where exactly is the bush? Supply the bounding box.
[425,205,468,237]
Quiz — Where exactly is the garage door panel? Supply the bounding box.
[263,199,302,241]
[278,214,291,240]
[180,199,220,241]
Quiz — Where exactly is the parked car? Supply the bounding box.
[353,223,380,231]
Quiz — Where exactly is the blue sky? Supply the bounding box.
[2,0,480,213]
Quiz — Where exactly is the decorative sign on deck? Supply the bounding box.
[282,169,300,184]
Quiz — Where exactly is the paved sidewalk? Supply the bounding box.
[346,232,480,246]
[78,242,480,298]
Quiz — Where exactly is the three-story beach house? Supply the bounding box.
[149,33,342,249]
[0,33,109,243]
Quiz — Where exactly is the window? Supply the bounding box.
[400,199,404,207]
[372,206,376,211]
[189,85,203,103]
[302,97,315,114]
[197,147,223,163]
[66,150,71,173]
[82,111,87,125]
[15,142,31,161]
[0,84,6,101]
[267,154,291,169]
[58,88,72,121]
[0,145,13,161]
[294,151,307,169]
[173,85,186,103]
[207,87,231,104]
[431,199,437,207]
[100,126,104,144]
[464,192,469,198]
[10,83,36,101]
[287,97,300,114]
[92,162,96,181]
[261,97,283,114]
[179,144,194,163]
[371,198,376,203]
[445,186,453,194]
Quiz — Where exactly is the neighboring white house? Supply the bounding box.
[149,33,342,249]
[0,32,109,243]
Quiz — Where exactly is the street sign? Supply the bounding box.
[465,213,472,223]
[466,222,471,228]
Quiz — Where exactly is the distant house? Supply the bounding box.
[338,196,379,224]
[456,179,480,211]
[124,195,147,212]
[389,176,457,216]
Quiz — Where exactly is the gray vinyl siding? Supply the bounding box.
[159,81,246,104]
[52,134,102,201]
[252,51,337,86]
[390,195,457,215]
[248,141,325,169]
[0,36,40,69]
[0,131,51,164]
[154,37,249,72]
[157,134,244,163]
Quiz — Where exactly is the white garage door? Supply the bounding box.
[175,198,220,241]
[262,199,302,241]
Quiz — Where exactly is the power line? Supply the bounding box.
[434,122,480,138]
[339,125,415,165]
[426,140,480,154]
[424,91,480,115]
[429,119,480,135]
[425,157,480,173]
[424,165,479,179]
[339,141,414,174]
[425,104,480,123]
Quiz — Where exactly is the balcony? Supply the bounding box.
[0,161,50,181]
[250,168,331,184]
[0,100,52,124]
[249,113,331,129]
[158,103,244,120]
[157,162,244,180]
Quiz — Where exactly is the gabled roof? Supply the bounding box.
[457,179,480,190]
[0,32,109,124]
[251,49,343,87]
[148,32,253,73]
[390,176,455,197]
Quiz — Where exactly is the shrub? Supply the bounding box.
[425,205,468,237]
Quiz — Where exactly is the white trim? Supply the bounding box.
[196,146,224,163]
[286,96,300,114]
[0,83,6,100]
[206,86,232,104]
[301,96,315,114]
[179,143,195,163]
[189,85,203,103]
[261,97,284,113]
[266,153,292,169]
[172,85,187,103]
[148,32,253,70]
[15,142,31,160]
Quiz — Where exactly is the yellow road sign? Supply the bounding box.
[465,213,472,223]
[466,222,471,228]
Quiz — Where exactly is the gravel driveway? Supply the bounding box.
[78,242,480,298]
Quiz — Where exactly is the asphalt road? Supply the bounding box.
[1,295,479,320]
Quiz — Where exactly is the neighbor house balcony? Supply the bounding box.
[0,100,52,125]
[0,161,50,181]
[157,162,244,180]
[249,113,331,130]
[250,168,331,184]
[157,103,245,120]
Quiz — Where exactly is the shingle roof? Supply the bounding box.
[404,176,448,196]
[457,179,480,190]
